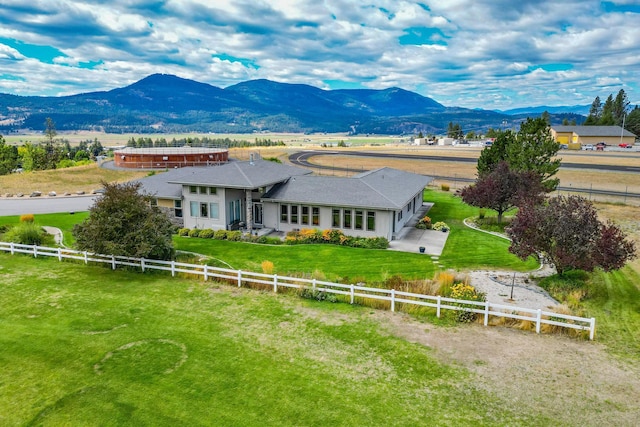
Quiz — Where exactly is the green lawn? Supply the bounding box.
[0,253,551,426]
[0,212,88,246]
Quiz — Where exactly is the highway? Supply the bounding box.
[289,150,640,199]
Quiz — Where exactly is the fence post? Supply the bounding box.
[238,270,242,287]
[33,245,37,258]
[58,247,62,262]
[350,284,354,304]
[391,289,395,312]
[141,258,145,272]
[273,274,278,293]
[203,265,208,281]
[484,301,489,326]
[84,251,88,264]
[436,296,441,318]
[171,261,175,277]
[589,318,596,341]
[111,255,116,270]
[536,309,542,334]
[312,278,316,290]
[10,242,14,255]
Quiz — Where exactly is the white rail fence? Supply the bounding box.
[0,241,596,340]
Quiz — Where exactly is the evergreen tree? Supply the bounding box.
[584,96,602,125]
[625,106,640,137]
[613,89,630,126]
[600,94,615,125]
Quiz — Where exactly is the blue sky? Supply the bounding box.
[0,0,638,110]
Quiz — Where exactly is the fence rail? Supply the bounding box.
[0,241,596,340]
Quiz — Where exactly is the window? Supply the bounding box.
[209,187,217,195]
[150,198,158,206]
[291,205,299,223]
[189,186,197,194]
[209,202,219,219]
[367,211,375,231]
[398,210,403,220]
[301,206,309,225]
[355,210,363,230]
[312,207,320,226]
[200,202,208,218]
[174,200,183,218]
[343,209,352,229]
[280,205,288,222]
[190,201,198,217]
[199,186,208,195]
[332,209,340,227]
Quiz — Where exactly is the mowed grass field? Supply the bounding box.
[1,254,556,426]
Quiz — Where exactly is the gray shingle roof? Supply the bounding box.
[552,125,636,137]
[263,167,433,210]
[167,159,312,189]
[132,169,184,200]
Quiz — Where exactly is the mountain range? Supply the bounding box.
[0,74,586,135]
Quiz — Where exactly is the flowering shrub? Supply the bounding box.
[432,221,449,232]
[20,214,35,223]
[416,215,432,229]
[449,283,486,323]
[286,228,388,249]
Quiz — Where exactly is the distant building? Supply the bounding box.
[114,147,228,168]
[550,126,636,147]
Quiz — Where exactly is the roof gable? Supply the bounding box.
[263,167,432,209]
[167,159,311,189]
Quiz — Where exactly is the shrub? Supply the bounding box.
[432,221,449,232]
[19,214,35,223]
[416,215,432,229]
[449,283,486,323]
[214,229,228,240]
[4,222,46,245]
[227,231,243,241]
[261,260,274,274]
[198,229,215,239]
[441,184,450,191]
[478,209,486,219]
[177,228,190,237]
[298,288,338,303]
[188,229,201,238]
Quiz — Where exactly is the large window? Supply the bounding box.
[332,209,340,227]
[209,202,219,219]
[190,201,198,217]
[312,207,320,226]
[291,205,298,223]
[200,203,208,218]
[367,211,375,231]
[343,209,352,229]
[301,206,309,225]
[355,210,363,230]
[280,205,288,222]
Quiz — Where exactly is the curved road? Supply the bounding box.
[289,150,640,199]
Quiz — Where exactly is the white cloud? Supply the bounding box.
[0,0,638,109]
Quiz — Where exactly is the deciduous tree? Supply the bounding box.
[461,162,545,224]
[507,195,636,274]
[0,134,19,175]
[73,181,175,260]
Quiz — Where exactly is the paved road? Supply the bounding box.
[289,150,640,174]
[0,195,97,216]
[289,150,640,199]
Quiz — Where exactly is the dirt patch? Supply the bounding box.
[376,310,640,426]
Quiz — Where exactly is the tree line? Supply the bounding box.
[126,136,286,148]
[0,118,105,175]
[584,89,640,136]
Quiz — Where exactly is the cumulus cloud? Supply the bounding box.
[0,0,637,110]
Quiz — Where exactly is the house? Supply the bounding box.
[139,158,433,240]
[551,125,636,148]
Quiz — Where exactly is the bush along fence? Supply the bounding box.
[0,241,596,340]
